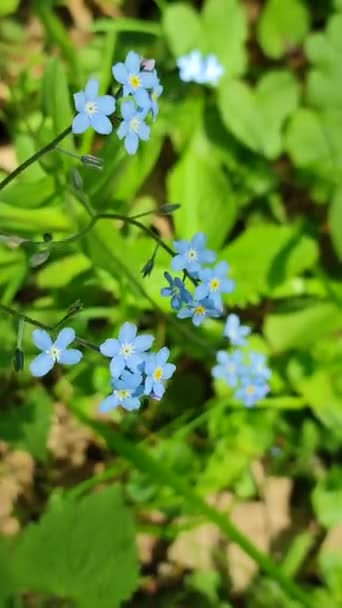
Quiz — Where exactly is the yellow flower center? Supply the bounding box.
[117,389,131,400]
[130,117,140,133]
[246,385,255,395]
[48,347,61,362]
[85,101,97,116]
[227,363,236,374]
[210,278,220,291]
[153,367,163,381]
[129,74,141,89]
[195,305,205,315]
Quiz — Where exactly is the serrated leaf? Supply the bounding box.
[13,487,138,608]
[221,224,318,306]
[218,71,299,158]
[258,0,310,59]
[167,131,237,249]
[37,253,91,288]
[163,2,202,56]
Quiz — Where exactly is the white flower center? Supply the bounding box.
[120,343,134,358]
[85,101,98,116]
[116,389,131,400]
[186,248,198,261]
[130,117,140,133]
[47,346,61,362]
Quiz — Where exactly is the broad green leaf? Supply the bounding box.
[306,14,342,108]
[163,3,202,56]
[329,187,342,260]
[93,17,162,36]
[42,57,74,152]
[14,487,138,608]
[167,132,237,249]
[319,543,342,602]
[0,0,20,16]
[0,176,58,208]
[221,224,318,306]
[37,253,92,288]
[258,0,310,59]
[218,71,299,158]
[202,0,248,78]
[0,389,52,460]
[313,468,342,528]
[0,202,72,234]
[264,303,342,352]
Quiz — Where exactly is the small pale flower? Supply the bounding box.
[177,297,220,327]
[235,376,269,408]
[161,272,192,311]
[177,50,205,83]
[202,55,224,86]
[72,79,115,135]
[249,352,271,381]
[112,51,155,108]
[117,101,150,155]
[144,347,176,399]
[172,232,216,275]
[212,350,244,387]
[100,322,154,378]
[99,371,143,413]
[195,261,235,310]
[30,328,82,377]
[149,72,163,120]
[224,314,251,346]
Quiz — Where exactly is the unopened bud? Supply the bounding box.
[81,155,104,171]
[158,203,181,215]
[14,348,24,372]
[71,168,84,191]
[141,257,155,278]
[141,58,155,72]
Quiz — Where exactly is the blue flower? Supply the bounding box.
[112,51,156,108]
[149,72,163,120]
[30,328,82,377]
[144,347,176,399]
[99,371,144,413]
[177,50,205,83]
[212,349,244,387]
[161,272,192,311]
[177,297,220,327]
[100,322,154,378]
[72,79,115,135]
[224,314,251,346]
[249,352,271,381]
[172,233,216,275]
[235,376,269,408]
[202,55,224,86]
[195,261,235,310]
[117,101,150,155]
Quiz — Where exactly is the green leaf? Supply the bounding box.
[329,186,342,260]
[14,487,139,608]
[319,541,342,603]
[305,14,342,109]
[163,2,202,56]
[0,389,52,460]
[257,0,310,59]
[313,468,342,528]
[264,303,342,352]
[92,17,162,35]
[167,131,237,249]
[37,253,92,288]
[218,71,299,158]
[0,541,16,606]
[221,223,318,306]
[42,57,74,152]
[0,202,72,234]
[202,0,248,78]
[0,0,20,16]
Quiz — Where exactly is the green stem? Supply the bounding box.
[72,410,313,608]
[0,126,72,193]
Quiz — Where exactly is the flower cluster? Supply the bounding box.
[72,51,162,155]
[161,233,235,326]
[177,50,224,86]
[99,322,175,412]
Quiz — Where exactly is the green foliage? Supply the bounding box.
[258,0,310,59]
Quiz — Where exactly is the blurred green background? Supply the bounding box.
[0,0,342,606]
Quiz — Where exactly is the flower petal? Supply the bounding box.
[32,329,52,351]
[100,339,120,358]
[137,121,150,141]
[54,328,76,350]
[96,95,116,115]
[153,381,165,399]
[59,349,83,365]
[162,363,176,380]
[194,283,209,301]
[171,254,186,271]
[110,356,126,378]
[119,322,137,343]
[156,347,170,366]
[112,62,128,84]
[140,72,155,88]
[134,88,150,109]
[90,114,113,135]
[85,79,99,100]
[126,51,141,73]
[99,394,119,413]
[134,334,154,352]
[123,397,141,411]
[125,132,139,155]
[73,91,86,112]
[30,353,54,377]
[177,308,192,319]
[72,112,90,134]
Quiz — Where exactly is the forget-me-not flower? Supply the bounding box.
[224,314,251,346]
[177,297,220,327]
[195,261,235,310]
[99,371,144,413]
[172,233,216,275]
[161,272,192,311]
[177,50,205,83]
[149,77,163,120]
[117,101,150,155]
[202,55,224,86]
[249,352,271,381]
[100,322,154,378]
[30,328,82,377]
[144,347,176,399]
[72,79,116,135]
[235,376,269,408]
[212,349,244,387]
[112,51,155,108]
